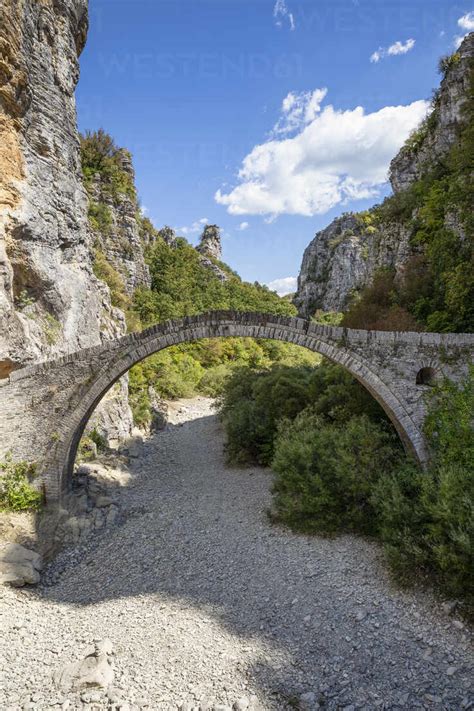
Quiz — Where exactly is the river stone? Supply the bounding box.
[0,543,42,586]
[53,640,114,692]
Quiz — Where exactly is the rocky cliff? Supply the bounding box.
[294,34,473,322]
[195,225,228,282]
[197,225,222,261]
[0,0,122,377]
[0,0,140,444]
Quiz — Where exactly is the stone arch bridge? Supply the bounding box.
[0,311,472,506]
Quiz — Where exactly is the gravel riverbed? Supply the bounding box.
[0,398,472,710]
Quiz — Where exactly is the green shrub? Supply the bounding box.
[438,51,461,76]
[220,365,316,465]
[80,129,136,199]
[128,364,152,428]
[311,310,344,326]
[77,437,98,462]
[424,366,474,470]
[374,461,474,606]
[43,313,61,345]
[271,412,401,535]
[88,202,113,234]
[374,369,474,608]
[373,461,431,575]
[0,454,42,512]
[151,351,205,399]
[219,361,392,466]
[198,363,234,397]
[89,428,107,452]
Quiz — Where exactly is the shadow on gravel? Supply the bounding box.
[32,413,473,708]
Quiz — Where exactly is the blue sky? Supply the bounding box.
[76,0,473,293]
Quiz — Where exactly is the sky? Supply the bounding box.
[76,0,473,295]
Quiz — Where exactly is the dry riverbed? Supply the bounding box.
[0,397,472,710]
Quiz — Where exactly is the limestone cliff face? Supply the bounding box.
[390,37,473,192]
[0,0,136,442]
[197,225,222,261]
[195,225,228,282]
[294,34,473,319]
[294,215,413,316]
[0,0,124,374]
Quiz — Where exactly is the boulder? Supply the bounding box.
[0,542,42,586]
[53,640,114,692]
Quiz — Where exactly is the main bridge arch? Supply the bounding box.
[2,311,473,505]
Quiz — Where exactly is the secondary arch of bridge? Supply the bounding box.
[43,313,427,502]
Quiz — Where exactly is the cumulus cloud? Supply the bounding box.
[458,11,474,30]
[177,217,209,236]
[266,276,298,296]
[215,92,429,218]
[273,0,295,30]
[454,11,474,47]
[237,221,249,231]
[370,38,415,63]
[273,89,328,136]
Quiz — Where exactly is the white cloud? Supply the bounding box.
[454,12,474,48]
[458,11,474,30]
[215,92,429,218]
[273,0,295,30]
[273,88,328,136]
[370,38,415,63]
[266,276,298,296]
[237,221,249,231]
[388,38,416,55]
[177,217,209,236]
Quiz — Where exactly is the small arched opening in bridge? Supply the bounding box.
[416,366,437,386]
[43,313,428,503]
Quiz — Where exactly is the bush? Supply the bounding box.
[271,412,401,535]
[438,51,461,76]
[80,129,136,199]
[342,269,422,331]
[375,462,474,606]
[219,361,392,466]
[220,365,317,465]
[199,363,234,397]
[424,367,474,470]
[374,369,474,608]
[373,461,430,575]
[93,248,129,311]
[0,454,42,512]
[77,437,98,462]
